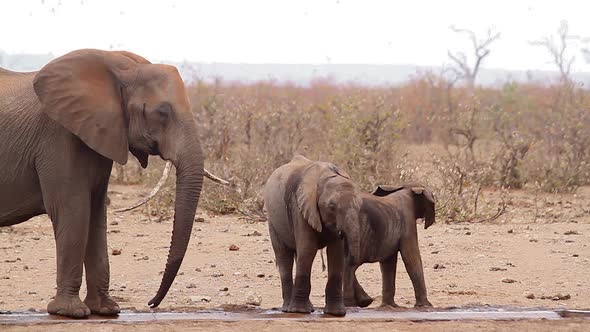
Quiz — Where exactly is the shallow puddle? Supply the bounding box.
[1,307,589,325]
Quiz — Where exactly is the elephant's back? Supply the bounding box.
[0,67,28,76]
[263,163,290,223]
[263,157,313,215]
[0,69,38,106]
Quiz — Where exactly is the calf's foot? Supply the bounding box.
[324,301,346,317]
[415,299,433,308]
[287,299,314,314]
[356,293,374,308]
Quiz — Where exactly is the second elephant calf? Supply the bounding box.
[343,183,436,308]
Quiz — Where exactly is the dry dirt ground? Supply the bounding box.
[1,184,589,331]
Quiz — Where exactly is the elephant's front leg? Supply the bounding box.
[83,186,120,316]
[324,240,346,316]
[342,262,357,307]
[44,193,92,318]
[400,236,432,308]
[288,245,317,314]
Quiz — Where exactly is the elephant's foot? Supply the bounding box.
[281,301,289,312]
[84,294,120,316]
[47,296,91,318]
[324,301,346,317]
[415,299,433,308]
[287,299,314,314]
[343,296,357,307]
[378,303,400,311]
[345,290,373,308]
[356,293,374,308]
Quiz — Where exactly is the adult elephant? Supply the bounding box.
[0,49,225,318]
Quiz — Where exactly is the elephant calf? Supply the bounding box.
[343,183,435,308]
[263,155,362,316]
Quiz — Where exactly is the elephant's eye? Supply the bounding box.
[328,202,337,210]
[155,103,172,122]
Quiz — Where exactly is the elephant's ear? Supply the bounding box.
[371,185,405,197]
[329,164,351,179]
[296,165,323,233]
[114,51,151,168]
[410,186,436,229]
[33,49,142,165]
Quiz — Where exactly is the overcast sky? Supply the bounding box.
[2,0,590,71]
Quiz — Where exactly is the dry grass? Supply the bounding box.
[111,74,590,223]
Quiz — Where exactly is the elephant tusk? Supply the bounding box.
[204,168,230,185]
[115,162,230,213]
[115,161,173,213]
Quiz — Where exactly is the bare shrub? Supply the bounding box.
[109,22,590,222]
[523,20,590,192]
[110,73,589,224]
[183,80,410,213]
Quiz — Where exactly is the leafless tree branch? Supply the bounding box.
[447,25,501,87]
[530,20,579,82]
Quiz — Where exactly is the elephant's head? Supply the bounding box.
[32,49,203,307]
[293,158,362,265]
[372,183,436,229]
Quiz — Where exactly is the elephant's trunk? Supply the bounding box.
[342,209,361,266]
[148,140,204,308]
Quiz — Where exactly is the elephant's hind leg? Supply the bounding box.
[83,180,120,316]
[270,236,295,312]
[379,253,399,308]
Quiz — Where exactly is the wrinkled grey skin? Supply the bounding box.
[343,184,436,309]
[263,155,362,317]
[0,49,204,318]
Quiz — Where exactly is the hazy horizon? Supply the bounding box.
[4,48,590,87]
[2,1,590,73]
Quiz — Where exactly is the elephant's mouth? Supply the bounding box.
[148,141,160,155]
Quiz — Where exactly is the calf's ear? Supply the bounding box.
[411,186,436,229]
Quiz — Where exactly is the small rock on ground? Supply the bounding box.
[245,292,262,306]
[190,295,211,303]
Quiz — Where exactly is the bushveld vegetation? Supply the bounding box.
[112,71,589,223]
[112,22,590,223]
